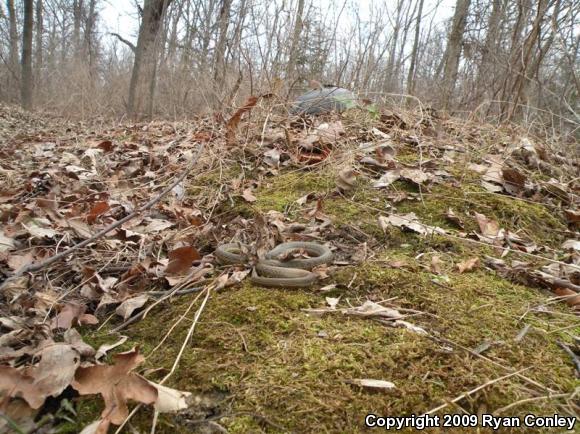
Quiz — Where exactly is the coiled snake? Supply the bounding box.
[215,242,333,288]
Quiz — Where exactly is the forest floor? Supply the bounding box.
[0,100,579,434]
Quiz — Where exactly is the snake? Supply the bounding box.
[215,241,333,288]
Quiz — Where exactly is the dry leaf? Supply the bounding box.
[0,366,45,408]
[87,201,110,224]
[336,168,357,191]
[242,188,257,203]
[373,170,400,188]
[445,208,464,229]
[115,295,149,320]
[95,335,129,360]
[33,343,80,399]
[64,328,97,358]
[502,168,526,195]
[51,304,99,330]
[400,168,431,185]
[326,297,340,309]
[474,212,500,237]
[561,239,580,251]
[345,301,403,319]
[80,419,111,434]
[6,252,34,271]
[0,231,16,252]
[96,140,114,153]
[431,255,442,274]
[149,381,192,413]
[553,288,580,307]
[72,348,158,425]
[165,246,201,275]
[349,379,396,390]
[0,276,29,302]
[457,257,480,273]
[226,96,259,145]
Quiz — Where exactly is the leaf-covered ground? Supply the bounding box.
[0,101,579,433]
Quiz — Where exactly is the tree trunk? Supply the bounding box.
[214,0,232,84]
[73,0,83,58]
[84,0,97,72]
[506,0,549,120]
[7,0,19,74]
[475,0,501,101]
[127,0,173,118]
[441,0,471,110]
[35,0,43,83]
[406,0,425,95]
[286,0,305,82]
[21,0,34,110]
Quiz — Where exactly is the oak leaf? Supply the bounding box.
[72,348,158,425]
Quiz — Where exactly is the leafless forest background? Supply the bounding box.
[0,0,578,135]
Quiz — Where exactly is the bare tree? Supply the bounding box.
[21,0,34,110]
[7,0,19,75]
[35,0,43,80]
[441,0,471,109]
[406,0,426,95]
[286,0,305,82]
[214,0,232,84]
[127,0,173,118]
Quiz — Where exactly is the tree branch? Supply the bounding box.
[110,32,136,53]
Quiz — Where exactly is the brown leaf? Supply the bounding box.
[225,96,259,145]
[96,140,114,152]
[457,257,480,273]
[336,168,357,191]
[0,276,29,302]
[0,366,45,409]
[564,209,579,226]
[431,255,442,274]
[502,168,526,194]
[348,379,396,390]
[115,295,149,320]
[0,231,16,252]
[373,169,401,188]
[72,348,158,425]
[400,168,431,185]
[445,208,464,229]
[165,246,201,275]
[79,419,111,434]
[242,188,257,203]
[64,328,97,358]
[51,304,99,330]
[149,381,192,413]
[32,343,80,399]
[87,201,110,224]
[474,212,500,237]
[0,399,36,433]
[7,252,35,271]
[95,336,129,361]
[553,288,580,307]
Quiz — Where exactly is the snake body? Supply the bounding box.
[215,242,332,288]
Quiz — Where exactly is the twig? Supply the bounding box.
[145,290,206,360]
[422,369,527,415]
[110,33,136,52]
[116,286,213,434]
[0,142,205,292]
[495,392,572,415]
[428,334,555,394]
[557,341,580,377]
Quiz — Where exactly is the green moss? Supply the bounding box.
[66,134,576,433]
[394,180,566,247]
[254,169,335,213]
[69,259,578,433]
